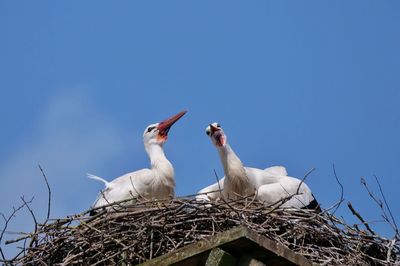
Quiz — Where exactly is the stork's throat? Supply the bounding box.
[146,144,174,181]
[219,144,250,197]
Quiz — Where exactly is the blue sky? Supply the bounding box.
[1,1,399,257]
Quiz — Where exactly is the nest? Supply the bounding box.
[2,197,400,265]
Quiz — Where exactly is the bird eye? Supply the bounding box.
[206,129,211,136]
[216,123,221,127]
[147,126,156,133]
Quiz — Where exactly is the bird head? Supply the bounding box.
[205,122,227,147]
[143,110,187,145]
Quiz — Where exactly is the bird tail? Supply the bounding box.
[87,173,110,186]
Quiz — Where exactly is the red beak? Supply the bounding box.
[209,124,220,135]
[157,110,187,137]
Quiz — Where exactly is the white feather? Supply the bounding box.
[87,173,111,187]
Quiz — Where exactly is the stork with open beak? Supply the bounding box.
[197,122,320,211]
[88,111,187,213]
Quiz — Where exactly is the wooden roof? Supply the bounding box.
[139,226,314,266]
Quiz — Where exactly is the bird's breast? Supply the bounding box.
[148,173,175,199]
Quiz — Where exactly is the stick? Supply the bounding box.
[347,202,376,235]
[38,164,51,224]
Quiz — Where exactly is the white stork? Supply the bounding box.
[196,123,320,210]
[88,111,187,213]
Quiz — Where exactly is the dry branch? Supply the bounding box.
[38,164,51,224]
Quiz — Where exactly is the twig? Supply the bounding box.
[19,197,38,248]
[0,203,27,262]
[347,202,376,235]
[296,167,316,195]
[149,229,154,259]
[361,176,399,240]
[386,238,396,262]
[373,175,399,239]
[213,169,223,198]
[38,164,51,224]
[129,176,148,201]
[331,164,344,215]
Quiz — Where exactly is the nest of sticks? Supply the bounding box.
[2,195,399,266]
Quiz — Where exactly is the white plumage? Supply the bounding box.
[197,123,319,210]
[89,111,186,212]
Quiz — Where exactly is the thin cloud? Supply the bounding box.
[0,91,128,258]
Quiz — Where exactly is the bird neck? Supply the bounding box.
[217,143,250,197]
[145,143,174,184]
[218,144,241,169]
